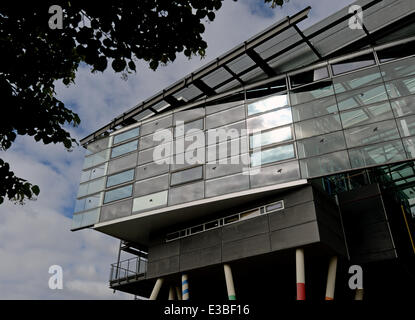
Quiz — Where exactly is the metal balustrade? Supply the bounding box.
[109,256,147,283]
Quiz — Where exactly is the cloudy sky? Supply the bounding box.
[0,0,356,299]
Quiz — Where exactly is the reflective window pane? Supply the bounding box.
[290,67,328,87]
[80,208,100,227]
[77,177,105,198]
[349,140,406,168]
[206,105,245,129]
[380,56,415,81]
[89,163,107,181]
[396,115,415,137]
[290,81,334,105]
[247,94,288,116]
[246,108,292,131]
[75,193,103,212]
[333,66,383,94]
[250,144,295,167]
[300,151,350,178]
[377,41,415,63]
[106,169,135,188]
[297,131,346,158]
[111,140,138,158]
[336,83,388,111]
[104,185,133,203]
[340,101,393,129]
[291,96,337,122]
[391,95,415,118]
[171,166,203,186]
[250,126,292,149]
[385,76,415,99]
[294,114,341,140]
[83,149,110,169]
[344,120,400,148]
[331,53,376,75]
[113,127,140,145]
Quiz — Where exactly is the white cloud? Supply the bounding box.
[0,0,355,299]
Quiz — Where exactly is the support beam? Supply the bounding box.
[223,65,245,85]
[193,79,217,96]
[149,278,164,300]
[182,274,190,300]
[164,95,185,108]
[224,264,236,300]
[293,25,322,59]
[168,286,175,300]
[175,286,182,300]
[325,256,338,300]
[296,248,306,300]
[246,49,276,77]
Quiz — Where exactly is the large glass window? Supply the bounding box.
[250,126,292,149]
[294,114,341,140]
[250,144,295,167]
[291,96,337,122]
[106,169,135,188]
[83,149,110,169]
[296,131,346,159]
[247,94,288,116]
[75,193,103,213]
[111,140,138,158]
[170,166,203,186]
[380,56,415,81]
[290,67,328,88]
[390,96,415,118]
[348,140,406,169]
[246,108,292,132]
[344,119,400,148]
[333,66,383,94]
[300,150,350,178]
[396,115,415,138]
[290,81,334,105]
[336,83,389,111]
[113,127,140,145]
[340,101,393,129]
[385,76,415,99]
[331,53,376,76]
[104,184,133,203]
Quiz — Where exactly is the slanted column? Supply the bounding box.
[182,274,190,300]
[296,248,306,300]
[168,286,175,300]
[224,264,236,300]
[149,278,164,300]
[325,256,338,300]
[175,286,182,300]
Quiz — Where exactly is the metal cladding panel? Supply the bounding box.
[180,229,222,253]
[179,245,222,271]
[148,240,180,262]
[205,101,244,115]
[222,215,269,243]
[205,173,250,198]
[222,233,271,262]
[134,174,169,197]
[100,199,132,222]
[205,154,249,179]
[132,190,168,213]
[139,129,173,151]
[146,255,180,279]
[268,201,316,232]
[249,160,301,188]
[206,105,246,130]
[168,181,205,206]
[270,221,320,251]
[174,107,205,123]
[282,184,314,208]
[140,115,173,137]
[136,162,170,181]
[107,152,138,175]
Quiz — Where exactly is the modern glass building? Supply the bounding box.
[72,0,415,300]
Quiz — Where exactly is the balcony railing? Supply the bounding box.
[109,256,147,283]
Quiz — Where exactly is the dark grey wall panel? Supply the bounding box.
[100,199,132,222]
[140,115,173,137]
[222,215,268,243]
[283,185,314,208]
[180,228,222,253]
[270,221,320,251]
[134,174,169,197]
[205,173,250,198]
[222,233,271,262]
[268,201,316,232]
[250,160,300,188]
[136,162,170,181]
[318,223,347,256]
[168,181,204,206]
[179,245,222,271]
[107,152,138,175]
[148,240,180,262]
[146,255,179,279]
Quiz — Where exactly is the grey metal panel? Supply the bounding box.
[206,121,247,146]
[222,233,271,262]
[268,201,316,232]
[206,137,249,161]
[206,105,246,130]
[140,114,173,137]
[205,173,250,198]
[205,100,244,115]
[148,241,180,262]
[174,107,205,123]
[146,255,180,279]
[249,160,300,188]
[270,221,320,251]
[351,221,395,255]
[222,215,269,243]
[137,142,172,165]
[107,152,138,175]
[317,223,347,256]
[168,181,204,206]
[180,228,222,253]
[170,148,205,171]
[136,162,170,181]
[99,199,132,222]
[283,184,314,208]
[139,129,173,150]
[134,174,169,197]
[180,245,222,271]
[206,154,250,179]
[352,249,397,264]
[86,137,110,154]
[132,190,168,213]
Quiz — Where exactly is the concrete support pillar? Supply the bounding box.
[325,256,338,300]
[355,288,364,300]
[182,274,190,300]
[175,286,182,300]
[149,278,164,300]
[168,286,175,300]
[224,264,236,300]
[296,248,306,300]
